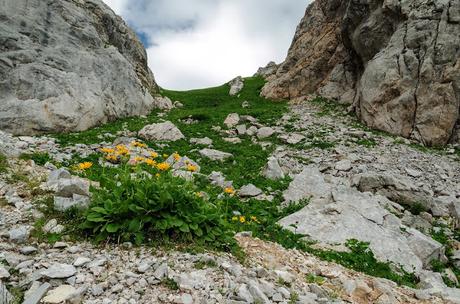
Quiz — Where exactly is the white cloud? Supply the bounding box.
[102,0,308,90]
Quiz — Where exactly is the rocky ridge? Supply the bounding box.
[0,0,163,135]
[261,0,460,146]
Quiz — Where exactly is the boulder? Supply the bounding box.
[0,0,160,135]
[262,0,460,146]
[41,264,77,279]
[138,121,185,142]
[239,184,263,197]
[54,194,90,212]
[190,137,213,146]
[224,113,240,128]
[42,285,78,304]
[229,76,244,96]
[0,281,13,304]
[279,167,445,273]
[255,61,278,78]
[257,127,275,139]
[262,157,285,180]
[199,148,232,162]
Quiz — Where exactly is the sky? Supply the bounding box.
[102,0,308,90]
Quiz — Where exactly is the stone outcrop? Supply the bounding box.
[262,0,460,146]
[0,0,161,135]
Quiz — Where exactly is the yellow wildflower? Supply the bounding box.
[155,173,160,178]
[186,164,198,172]
[250,216,259,223]
[239,216,246,223]
[144,158,156,166]
[131,141,147,148]
[77,162,92,170]
[133,156,145,163]
[150,152,159,158]
[100,147,115,154]
[173,152,181,161]
[115,145,129,156]
[163,154,168,158]
[224,187,235,195]
[105,154,118,163]
[231,216,238,222]
[156,162,171,171]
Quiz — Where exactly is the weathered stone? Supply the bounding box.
[0,0,160,135]
[23,283,51,304]
[280,167,444,273]
[262,0,460,146]
[335,159,352,171]
[199,148,232,161]
[283,166,331,203]
[54,178,90,198]
[239,184,263,197]
[208,171,233,188]
[42,285,77,304]
[257,127,275,139]
[190,137,213,146]
[255,61,278,78]
[54,194,90,212]
[8,226,29,243]
[262,157,285,180]
[0,281,13,304]
[138,121,185,142]
[229,76,244,96]
[224,113,240,128]
[41,263,77,279]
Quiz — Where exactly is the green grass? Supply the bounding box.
[0,152,8,173]
[48,77,419,288]
[19,152,52,166]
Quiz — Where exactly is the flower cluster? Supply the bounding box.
[231,215,259,224]
[74,162,93,171]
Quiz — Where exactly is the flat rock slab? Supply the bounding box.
[139,121,185,142]
[199,149,233,161]
[41,263,76,279]
[279,166,444,274]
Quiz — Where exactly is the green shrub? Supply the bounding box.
[80,165,235,249]
[19,152,52,166]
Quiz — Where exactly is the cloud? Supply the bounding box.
[102,0,308,90]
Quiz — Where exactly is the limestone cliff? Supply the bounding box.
[262,0,460,146]
[0,0,160,135]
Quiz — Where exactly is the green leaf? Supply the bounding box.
[106,223,120,233]
[179,223,190,233]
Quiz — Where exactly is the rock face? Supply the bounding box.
[262,0,460,146]
[0,0,161,135]
[280,166,445,274]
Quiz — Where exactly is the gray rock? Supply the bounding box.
[239,184,263,197]
[153,263,168,280]
[0,281,13,304]
[41,263,76,279]
[224,113,240,128]
[356,172,431,208]
[48,169,72,185]
[20,246,38,255]
[335,159,352,171]
[223,137,242,144]
[246,126,258,136]
[283,166,331,203]
[54,194,90,212]
[8,226,29,243]
[236,124,247,135]
[236,284,254,303]
[54,178,90,198]
[23,283,51,304]
[255,61,278,78]
[262,157,285,180]
[190,137,213,146]
[153,96,174,111]
[261,0,460,146]
[248,280,270,304]
[73,257,91,267]
[199,148,232,161]
[229,76,244,96]
[138,121,185,142]
[43,219,64,234]
[208,171,233,188]
[42,285,78,304]
[279,167,444,273]
[257,127,275,139]
[0,0,159,135]
[0,266,10,279]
